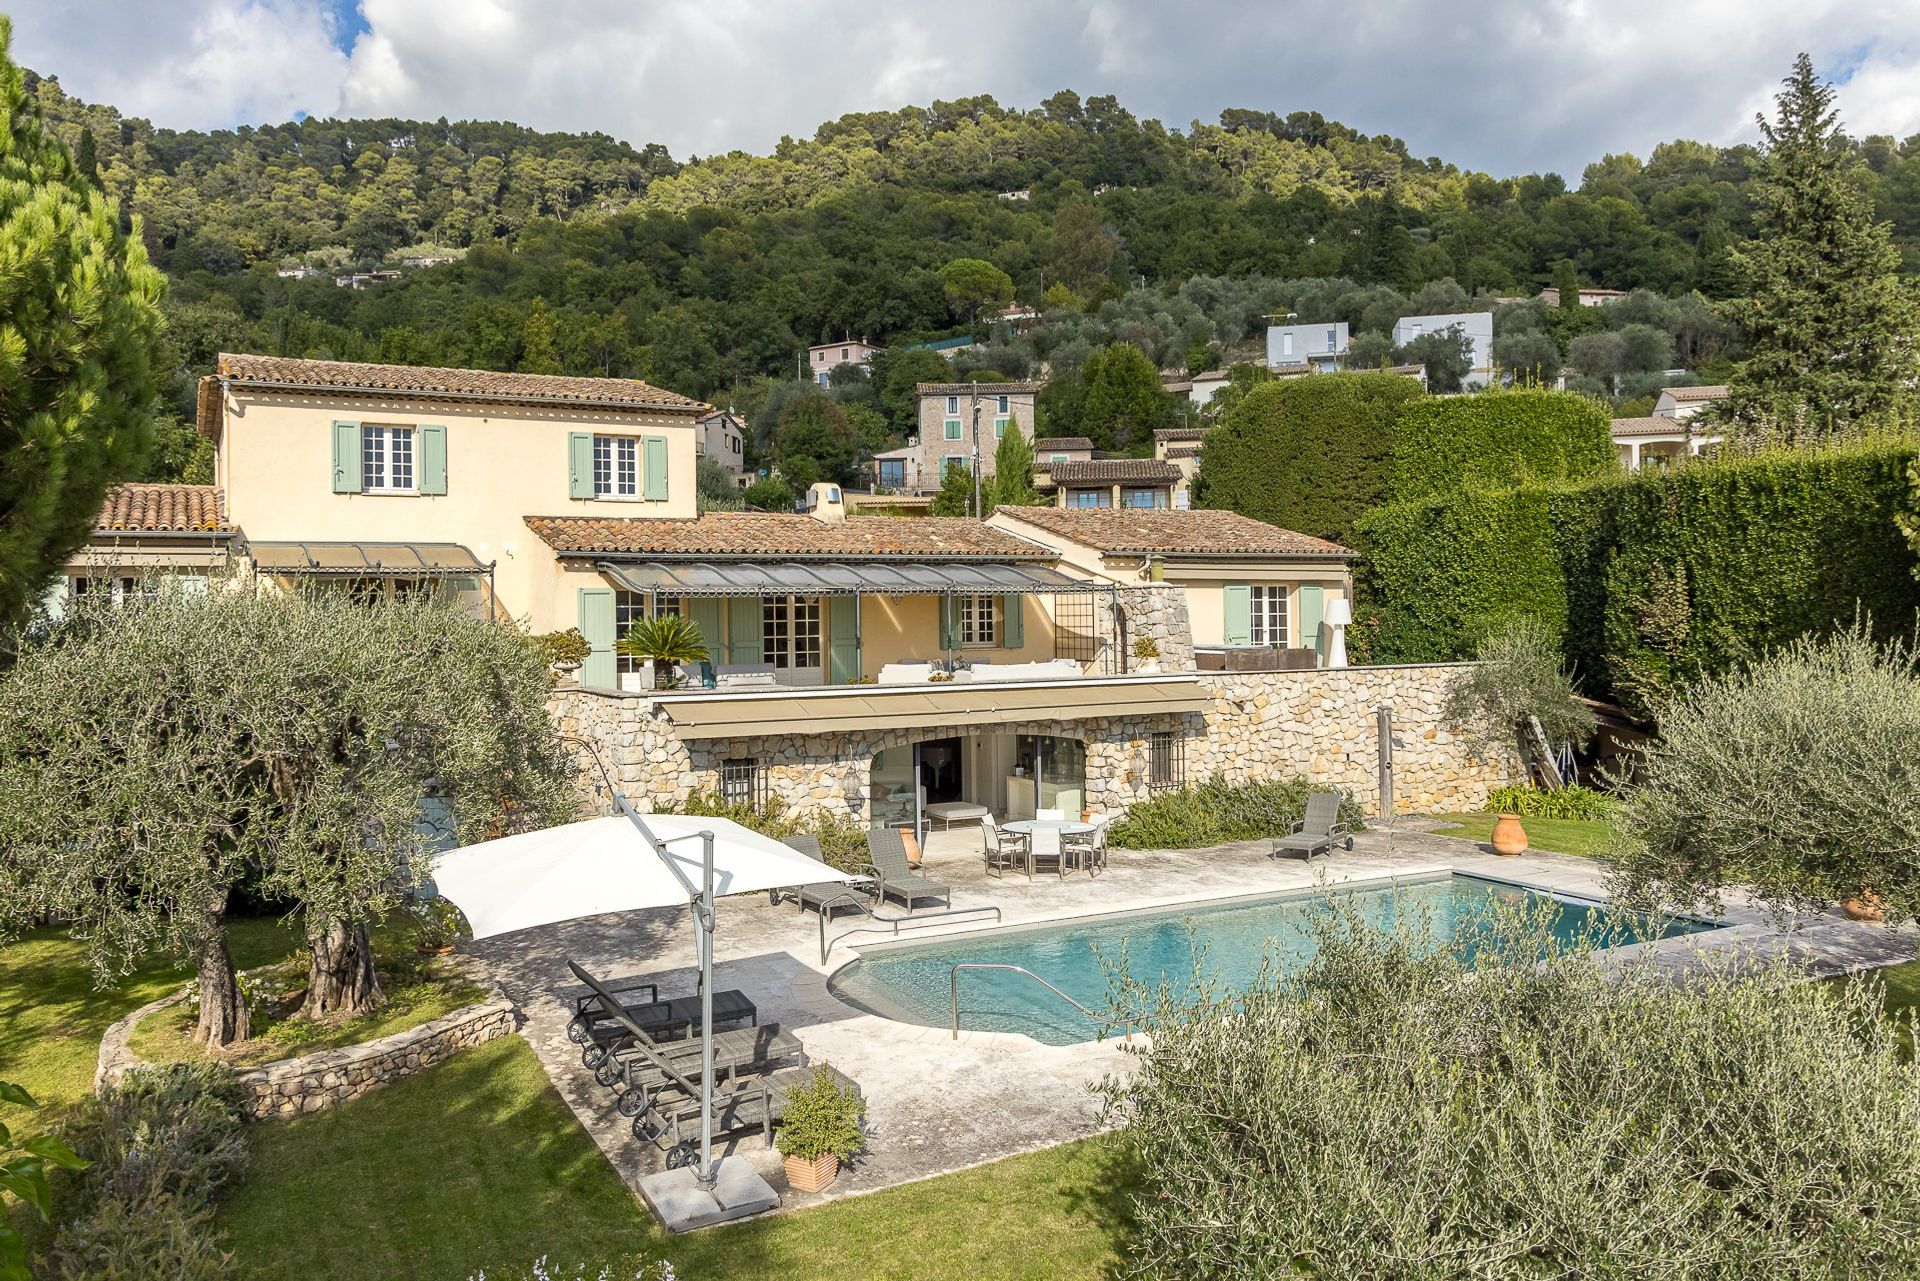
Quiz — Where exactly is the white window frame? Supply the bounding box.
[958,594,998,647]
[996,395,1009,414]
[362,424,417,493]
[1281,332,1294,356]
[1250,585,1289,647]
[946,395,959,415]
[762,595,821,670]
[614,590,681,676]
[1067,488,1109,509]
[593,435,640,499]
[993,417,1009,439]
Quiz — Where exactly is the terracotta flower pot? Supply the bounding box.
[1842,890,1888,923]
[1489,813,1529,856]
[900,827,923,870]
[783,1152,839,1193]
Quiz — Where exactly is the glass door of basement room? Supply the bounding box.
[1017,734,1086,819]
[869,744,919,836]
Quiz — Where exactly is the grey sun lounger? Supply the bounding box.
[568,964,804,1106]
[563,962,756,1048]
[1270,790,1353,862]
[768,835,875,916]
[866,825,952,909]
[632,1063,863,1168]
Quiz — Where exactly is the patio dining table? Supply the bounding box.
[1004,818,1099,876]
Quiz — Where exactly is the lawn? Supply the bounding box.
[220,1035,1136,1281]
[1429,813,1614,857]
[0,915,304,1114]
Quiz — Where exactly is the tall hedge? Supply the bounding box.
[1194,373,1425,542]
[1388,388,1618,504]
[1353,443,1920,713]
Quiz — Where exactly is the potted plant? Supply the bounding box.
[531,628,591,684]
[1131,636,1162,674]
[776,1066,865,1193]
[409,897,467,955]
[615,615,711,691]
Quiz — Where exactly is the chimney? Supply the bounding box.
[801,481,846,523]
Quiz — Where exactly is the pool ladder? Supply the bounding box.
[949,963,1134,1043]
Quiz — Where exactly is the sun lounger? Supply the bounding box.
[1269,791,1352,862]
[768,835,875,916]
[632,1063,862,1169]
[563,965,756,1048]
[566,963,803,1101]
[867,825,952,909]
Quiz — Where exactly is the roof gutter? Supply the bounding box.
[223,376,708,417]
[575,548,1056,564]
[89,529,234,542]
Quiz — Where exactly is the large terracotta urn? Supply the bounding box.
[1842,890,1888,923]
[1490,813,1529,856]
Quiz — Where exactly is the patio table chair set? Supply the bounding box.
[983,811,1110,881]
[565,959,843,1169]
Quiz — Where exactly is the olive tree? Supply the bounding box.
[0,582,572,1042]
[1099,895,1920,1278]
[1611,623,1920,920]
[1443,616,1595,767]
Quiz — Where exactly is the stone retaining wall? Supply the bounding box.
[96,992,520,1120]
[552,661,1513,821]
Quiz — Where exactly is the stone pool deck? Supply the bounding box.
[458,821,1920,1218]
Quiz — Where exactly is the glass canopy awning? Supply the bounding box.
[596,558,1108,597]
[248,541,488,575]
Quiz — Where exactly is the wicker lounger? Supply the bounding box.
[866,826,952,909]
[633,1063,862,1168]
[1269,791,1353,861]
[563,962,755,1047]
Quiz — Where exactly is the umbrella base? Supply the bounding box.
[639,1157,779,1232]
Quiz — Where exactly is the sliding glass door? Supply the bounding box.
[1017,734,1086,818]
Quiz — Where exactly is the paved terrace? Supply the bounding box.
[458,822,1920,1215]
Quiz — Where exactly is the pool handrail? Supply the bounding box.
[819,897,1003,964]
[949,962,1133,1043]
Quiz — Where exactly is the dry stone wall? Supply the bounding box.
[551,660,1510,823]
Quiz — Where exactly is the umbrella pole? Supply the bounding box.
[697,829,716,1190]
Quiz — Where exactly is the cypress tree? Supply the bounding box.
[1722,54,1920,443]
[0,17,164,631]
[987,423,1038,514]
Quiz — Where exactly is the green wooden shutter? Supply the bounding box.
[1223,584,1252,647]
[1001,594,1024,649]
[418,424,447,495]
[577,588,616,689]
[726,596,763,664]
[826,598,859,684]
[643,436,670,501]
[331,421,362,493]
[687,598,724,663]
[1298,583,1327,662]
[938,596,958,650]
[568,432,596,500]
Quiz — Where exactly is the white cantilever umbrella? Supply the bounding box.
[430,798,854,1195]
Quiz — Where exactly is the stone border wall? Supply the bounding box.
[553,661,1515,822]
[97,991,519,1120]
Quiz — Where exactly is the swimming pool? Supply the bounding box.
[828,874,1718,1045]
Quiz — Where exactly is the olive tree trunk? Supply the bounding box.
[192,891,249,1047]
[300,916,383,1018]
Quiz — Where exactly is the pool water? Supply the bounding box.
[828,874,1716,1045]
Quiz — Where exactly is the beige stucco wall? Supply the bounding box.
[1177,571,1350,649]
[853,593,1063,675]
[217,388,701,632]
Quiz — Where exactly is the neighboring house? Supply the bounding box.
[1391,311,1495,388]
[1161,369,1231,406]
[1612,384,1727,469]
[1266,321,1349,371]
[1536,286,1626,308]
[908,381,1041,494]
[1033,436,1094,465]
[54,483,236,611]
[806,338,880,387]
[1033,459,1183,510]
[695,409,751,486]
[1153,427,1207,504]
[989,506,1355,664]
[334,269,403,289]
[869,443,922,493]
[902,335,981,360]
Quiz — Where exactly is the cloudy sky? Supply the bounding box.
[14,0,1920,178]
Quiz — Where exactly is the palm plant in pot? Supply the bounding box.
[615,615,710,690]
[776,1066,865,1193]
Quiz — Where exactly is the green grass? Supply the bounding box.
[0,916,304,1115]
[1430,813,1615,858]
[220,1035,1137,1281]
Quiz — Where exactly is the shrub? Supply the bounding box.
[1108,779,1364,850]
[774,1066,866,1164]
[1483,784,1615,821]
[529,628,591,670]
[1387,387,1617,504]
[673,793,867,872]
[46,1195,226,1281]
[56,1063,248,1218]
[1099,893,1920,1278]
[1193,373,1424,542]
[1442,616,1596,756]
[1611,624,1920,920]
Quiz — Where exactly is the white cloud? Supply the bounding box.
[11,0,1920,176]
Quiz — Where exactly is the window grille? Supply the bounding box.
[1052,594,1098,664]
[719,758,766,809]
[1148,731,1185,792]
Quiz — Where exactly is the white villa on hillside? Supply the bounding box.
[1611,384,1727,469]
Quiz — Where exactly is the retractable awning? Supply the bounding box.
[249,541,488,575]
[653,677,1210,738]
[597,558,1106,597]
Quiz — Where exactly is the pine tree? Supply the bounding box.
[0,19,164,631]
[1722,54,1920,442]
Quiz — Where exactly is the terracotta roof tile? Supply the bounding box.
[1611,415,1710,437]
[212,353,708,415]
[1164,446,1201,459]
[914,381,1041,395]
[1662,384,1728,402]
[525,512,1051,560]
[96,484,230,533]
[997,506,1353,558]
[1033,436,1092,451]
[1039,459,1182,485]
[1152,428,1207,443]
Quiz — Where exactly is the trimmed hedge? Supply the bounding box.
[1388,388,1618,504]
[1354,443,1920,712]
[1194,373,1425,542]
